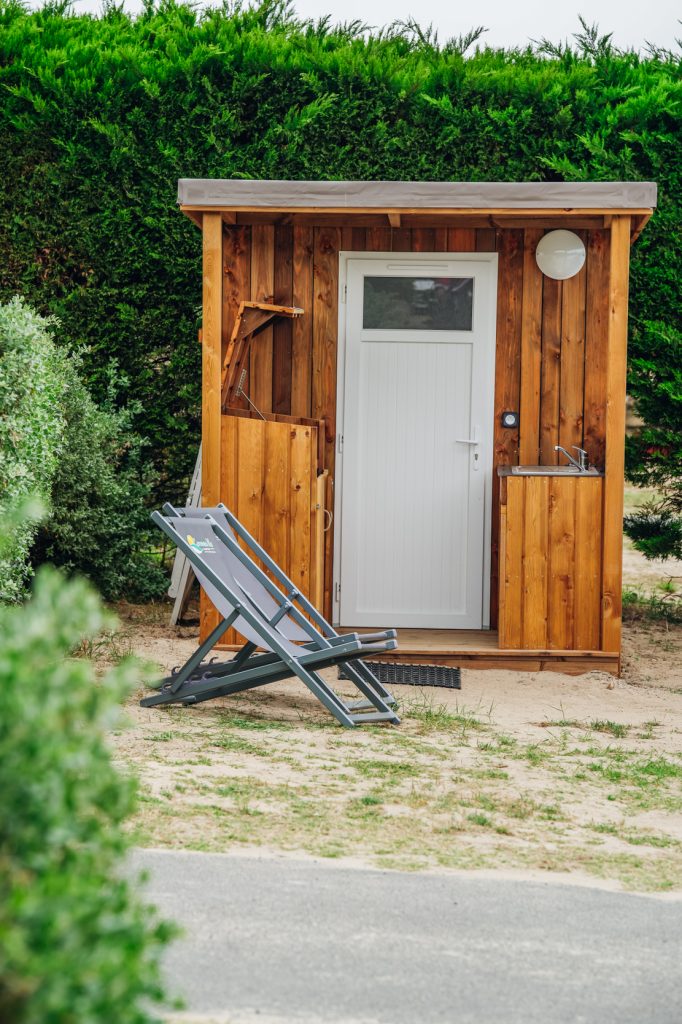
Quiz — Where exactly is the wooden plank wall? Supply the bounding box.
[221,223,612,633]
[207,414,324,645]
[499,474,604,651]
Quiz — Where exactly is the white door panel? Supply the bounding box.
[336,256,497,629]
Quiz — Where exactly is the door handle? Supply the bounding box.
[455,427,481,471]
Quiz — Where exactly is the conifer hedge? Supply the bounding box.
[0,1,680,501]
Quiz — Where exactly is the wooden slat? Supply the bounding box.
[411,228,435,251]
[547,476,576,648]
[490,229,523,628]
[601,216,630,658]
[559,236,587,452]
[434,227,448,251]
[291,226,314,417]
[289,426,313,596]
[223,226,251,411]
[312,470,328,611]
[249,225,275,413]
[476,228,497,252]
[222,226,251,355]
[312,227,341,615]
[220,415,241,646]
[503,475,524,648]
[583,230,610,468]
[447,228,476,252]
[518,229,544,463]
[236,415,265,540]
[391,226,412,251]
[200,213,224,638]
[263,420,290,582]
[351,227,367,250]
[497,503,507,648]
[273,225,294,414]
[539,276,562,464]
[202,214,223,507]
[366,225,391,251]
[522,475,549,648]
[574,478,603,649]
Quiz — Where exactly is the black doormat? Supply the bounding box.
[340,662,461,689]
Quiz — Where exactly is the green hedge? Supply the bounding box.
[0,2,680,500]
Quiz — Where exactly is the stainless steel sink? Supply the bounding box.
[511,465,602,476]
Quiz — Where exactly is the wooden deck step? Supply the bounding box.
[339,628,619,677]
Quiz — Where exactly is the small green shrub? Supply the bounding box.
[33,358,167,601]
[0,297,67,600]
[622,587,682,624]
[0,517,173,1022]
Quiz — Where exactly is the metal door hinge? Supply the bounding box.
[342,283,347,303]
[337,433,344,454]
[334,581,341,603]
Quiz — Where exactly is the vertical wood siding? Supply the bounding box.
[219,222,612,636]
[500,474,604,651]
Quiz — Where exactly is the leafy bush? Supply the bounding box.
[0,508,173,1023]
[0,3,679,502]
[624,319,682,559]
[0,297,67,600]
[33,358,168,601]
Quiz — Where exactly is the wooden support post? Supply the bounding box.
[601,215,631,658]
[202,213,223,507]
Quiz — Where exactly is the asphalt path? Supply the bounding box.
[133,848,682,1024]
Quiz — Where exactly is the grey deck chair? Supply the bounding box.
[165,502,398,711]
[142,511,400,727]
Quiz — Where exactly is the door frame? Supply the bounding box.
[332,250,499,629]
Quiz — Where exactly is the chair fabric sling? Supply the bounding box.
[141,509,400,728]
[170,502,398,708]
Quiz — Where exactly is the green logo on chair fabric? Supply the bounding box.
[186,533,215,555]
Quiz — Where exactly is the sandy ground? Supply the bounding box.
[103,607,682,894]
[103,515,682,894]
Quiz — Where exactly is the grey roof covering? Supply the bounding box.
[178,179,657,210]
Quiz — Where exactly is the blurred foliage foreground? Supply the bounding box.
[0,506,174,1024]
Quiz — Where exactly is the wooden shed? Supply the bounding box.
[180,178,657,676]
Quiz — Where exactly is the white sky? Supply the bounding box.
[52,1,680,53]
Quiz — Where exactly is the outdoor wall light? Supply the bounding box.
[535,230,586,280]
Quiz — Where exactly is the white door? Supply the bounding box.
[335,255,497,628]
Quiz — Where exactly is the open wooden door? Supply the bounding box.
[200,411,327,646]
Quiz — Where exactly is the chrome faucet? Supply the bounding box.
[554,445,589,471]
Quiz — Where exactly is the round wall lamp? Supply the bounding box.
[535,230,586,280]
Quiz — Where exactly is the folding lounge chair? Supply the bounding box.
[141,507,401,728]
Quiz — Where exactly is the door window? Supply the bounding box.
[362,276,474,331]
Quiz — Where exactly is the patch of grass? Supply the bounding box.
[478,734,517,753]
[214,713,289,731]
[637,720,661,740]
[591,822,619,835]
[524,743,550,766]
[353,758,420,780]
[622,588,682,624]
[76,627,135,663]
[145,731,175,742]
[211,734,268,756]
[467,812,493,827]
[625,833,679,849]
[590,720,629,739]
[402,695,489,734]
